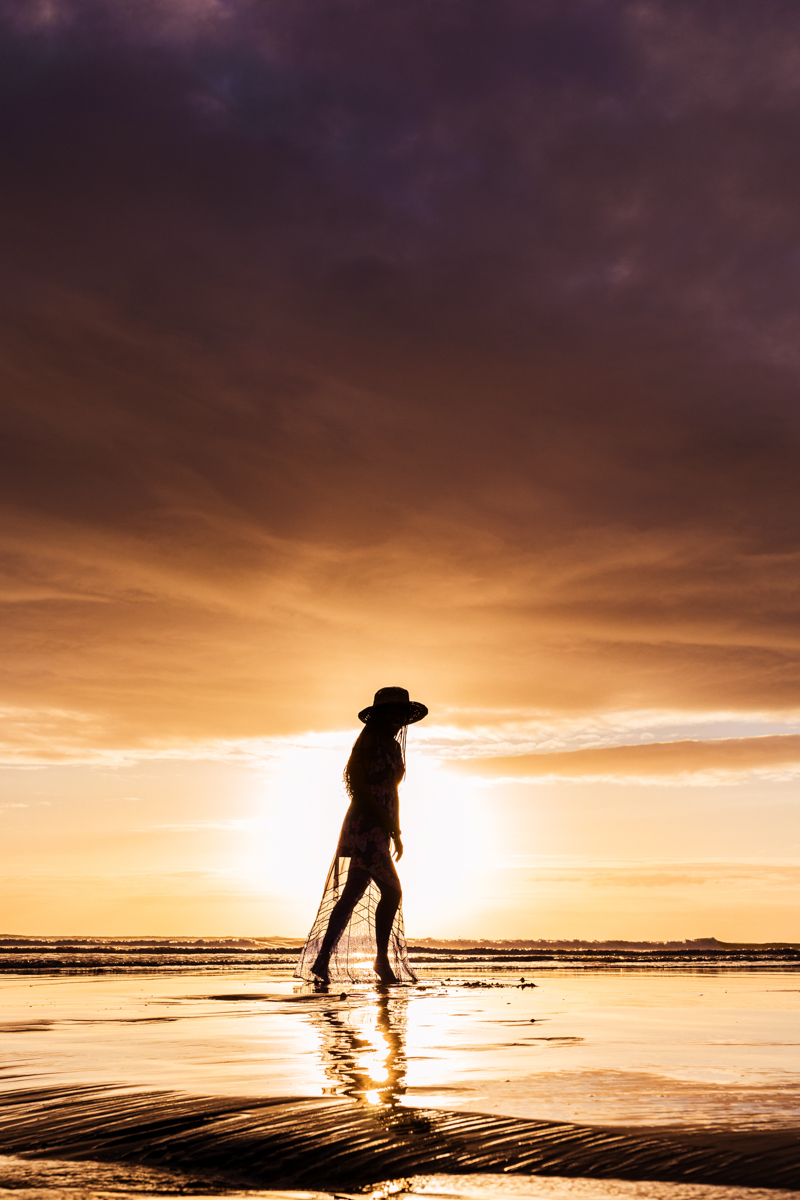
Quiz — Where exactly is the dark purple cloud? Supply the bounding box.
[2,0,800,744]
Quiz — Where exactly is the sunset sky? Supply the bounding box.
[3,0,800,940]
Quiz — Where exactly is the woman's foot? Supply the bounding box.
[374,956,398,984]
[311,955,330,983]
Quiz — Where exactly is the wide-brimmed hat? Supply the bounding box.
[358,686,428,725]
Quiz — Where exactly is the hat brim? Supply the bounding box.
[358,701,428,725]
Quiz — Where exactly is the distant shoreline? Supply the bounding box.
[0,934,797,972]
[2,934,798,948]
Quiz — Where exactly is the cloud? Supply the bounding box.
[144,820,258,832]
[2,0,800,753]
[456,734,800,783]
[492,857,800,890]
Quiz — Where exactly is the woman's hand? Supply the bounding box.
[392,832,404,861]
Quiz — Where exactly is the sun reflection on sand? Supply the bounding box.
[308,990,408,1107]
[1,964,800,1132]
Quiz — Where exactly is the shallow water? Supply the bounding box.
[1,1163,798,1200]
[1,965,799,1129]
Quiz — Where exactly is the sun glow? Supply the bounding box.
[234,736,491,935]
[398,757,492,935]
[238,741,347,915]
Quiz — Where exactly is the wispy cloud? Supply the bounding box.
[143,820,260,832]
[490,857,800,889]
[454,735,800,784]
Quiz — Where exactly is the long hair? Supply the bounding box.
[344,713,407,800]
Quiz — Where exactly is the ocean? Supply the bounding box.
[1,935,797,973]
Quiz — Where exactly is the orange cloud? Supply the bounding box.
[455,735,800,782]
[2,0,800,759]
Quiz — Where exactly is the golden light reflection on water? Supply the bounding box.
[296,970,800,1129]
[308,990,407,1107]
[3,968,800,1131]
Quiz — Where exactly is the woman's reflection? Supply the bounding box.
[308,990,406,1107]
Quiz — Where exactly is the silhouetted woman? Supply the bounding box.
[295,687,428,985]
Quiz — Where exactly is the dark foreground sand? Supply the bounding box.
[1,1085,799,1192]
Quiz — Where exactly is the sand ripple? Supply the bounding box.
[1,1087,798,1191]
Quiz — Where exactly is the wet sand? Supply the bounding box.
[2,1083,800,1190]
[1,955,799,1195]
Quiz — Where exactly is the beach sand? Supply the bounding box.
[1,946,799,1196]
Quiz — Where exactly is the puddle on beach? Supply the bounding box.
[1,967,799,1130]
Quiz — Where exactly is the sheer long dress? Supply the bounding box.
[295,735,417,983]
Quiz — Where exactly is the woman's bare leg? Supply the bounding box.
[311,868,370,982]
[374,883,401,984]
